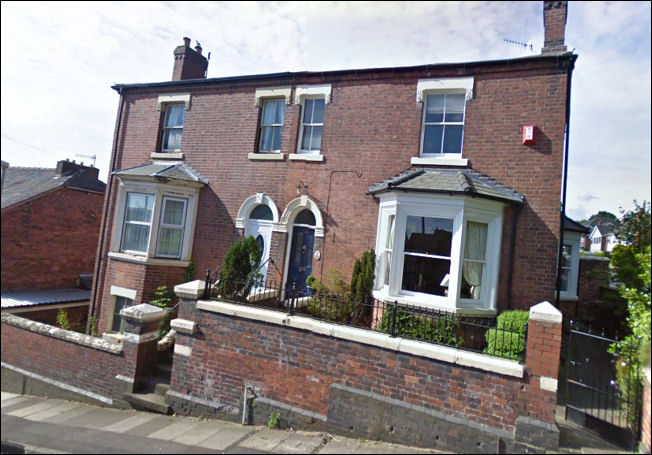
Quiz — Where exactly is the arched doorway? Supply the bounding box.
[245,204,274,288]
[286,208,316,296]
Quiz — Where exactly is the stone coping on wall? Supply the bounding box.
[1,313,123,355]
[195,299,524,378]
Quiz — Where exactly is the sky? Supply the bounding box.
[1,1,650,222]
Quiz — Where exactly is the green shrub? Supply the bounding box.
[305,271,359,323]
[484,310,529,361]
[218,236,262,299]
[351,249,375,303]
[87,316,99,337]
[267,411,281,429]
[56,309,70,330]
[378,305,464,347]
[149,285,177,340]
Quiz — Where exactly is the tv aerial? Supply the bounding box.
[503,38,534,53]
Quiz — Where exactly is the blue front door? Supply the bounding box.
[286,227,315,296]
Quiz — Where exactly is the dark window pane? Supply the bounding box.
[112,297,132,332]
[256,234,265,257]
[272,126,282,150]
[560,269,569,292]
[165,105,185,127]
[401,256,450,296]
[425,94,444,122]
[303,99,314,123]
[302,126,313,150]
[295,209,315,225]
[423,125,443,154]
[309,126,322,150]
[250,204,273,220]
[404,216,453,257]
[125,194,154,222]
[442,125,463,154]
[260,126,274,151]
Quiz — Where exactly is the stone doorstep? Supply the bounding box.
[123,392,171,415]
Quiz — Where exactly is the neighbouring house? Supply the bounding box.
[586,222,621,252]
[1,160,106,329]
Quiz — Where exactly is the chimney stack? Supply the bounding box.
[542,1,568,54]
[55,159,99,180]
[172,36,209,81]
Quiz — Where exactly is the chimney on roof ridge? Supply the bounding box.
[55,159,99,180]
[172,36,209,81]
[542,1,568,54]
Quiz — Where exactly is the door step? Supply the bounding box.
[123,392,171,415]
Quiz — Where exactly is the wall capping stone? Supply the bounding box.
[1,313,122,354]
[196,299,524,378]
[529,301,562,324]
[174,280,207,300]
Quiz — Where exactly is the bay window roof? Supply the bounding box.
[368,168,523,204]
[113,163,208,185]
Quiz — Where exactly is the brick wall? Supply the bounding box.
[6,304,90,331]
[94,55,572,326]
[1,186,104,291]
[1,315,122,399]
[168,295,562,452]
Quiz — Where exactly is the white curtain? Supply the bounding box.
[462,222,487,300]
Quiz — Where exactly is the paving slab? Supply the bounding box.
[0,396,44,413]
[273,430,325,453]
[24,401,83,422]
[39,402,95,424]
[148,418,205,441]
[123,414,179,436]
[197,423,257,451]
[1,392,20,401]
[172,420,225,445]
[353,440,440,453]
[317,436,364,454]
[6,400,57,418]
[237,428,292,451]
[63,406,130,430]
[104,412,159,433]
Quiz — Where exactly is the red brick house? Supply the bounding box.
[1,160,106,328]
[90,2,577,337]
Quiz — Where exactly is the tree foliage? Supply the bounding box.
[350,249,375,303]
[218,236,262,298]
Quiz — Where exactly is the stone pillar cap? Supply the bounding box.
[529,301,562,324]
[120,303,166,323]
[174,279,206,300]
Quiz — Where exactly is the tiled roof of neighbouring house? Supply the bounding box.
[112,163,209,184]
[1,288,91,309]
[368,168,523,204]
[563,215,591,234]
[1,166,106,209]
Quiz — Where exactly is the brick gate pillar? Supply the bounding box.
[112,303,165,401]
[514,301,563,451]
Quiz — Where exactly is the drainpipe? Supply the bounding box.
[555,54,576,308]
[88,87,126,333]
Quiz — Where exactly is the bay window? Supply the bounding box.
[373,194,504,314]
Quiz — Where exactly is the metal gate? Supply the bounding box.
[560,320,643,450]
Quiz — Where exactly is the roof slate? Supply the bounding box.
[113,163,209,184]
[368,168,523,204]
[1,167,106,209]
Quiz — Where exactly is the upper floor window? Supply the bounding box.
[421,93,466,155]
[298,98,325,153]
[161,104,185,152]
[259,99,285,153]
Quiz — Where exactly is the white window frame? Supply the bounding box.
[106,285,137,335]
[296,95,325,155]
[560,231,581,300]
[258,98,286,154]
[373,192,503,314]
[120,192,155,255]
[111,179,200,263]
[419,91,467,158]
[293,84,331,159]
[156,196,188,259]
[412,78,473,167]
[160,103,186,153]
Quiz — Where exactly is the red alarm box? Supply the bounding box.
[522,125,536,145]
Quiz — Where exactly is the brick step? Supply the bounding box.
[123,392,171,415]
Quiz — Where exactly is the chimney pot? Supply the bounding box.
[195,45,202,55]
[183,37,191,47]
[172,36,209,81]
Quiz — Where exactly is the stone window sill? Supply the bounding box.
[289,153,324,162]
[108,251,191,267]
[151,152,184,160]
[248,153,285,161]
[411,157,468,167]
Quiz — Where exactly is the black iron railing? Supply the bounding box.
[203,272,528,362]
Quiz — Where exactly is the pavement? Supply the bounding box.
[1,392,634,454]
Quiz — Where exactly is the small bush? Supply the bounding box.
[484,310,529,361]
[267,411,281,429]
[56,309,70,330]
[88,316,99,337]
[149,285,177,340]
[379,306,464,347]
[218,236,262,299]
